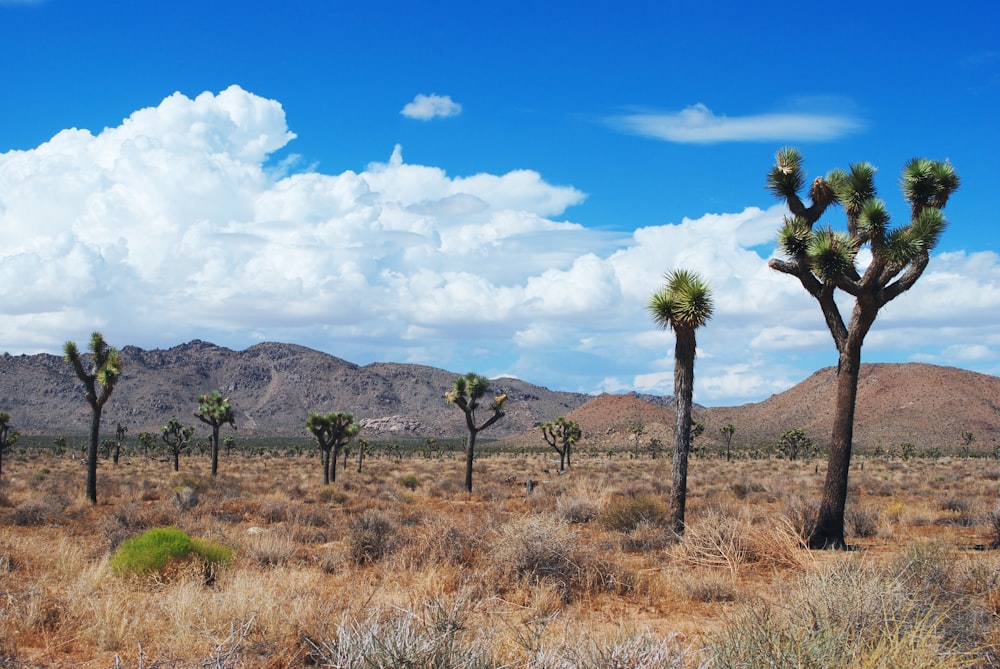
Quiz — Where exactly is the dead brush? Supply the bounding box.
[671,509,806,573]
[490,514,631,602]
[242,527,298,567]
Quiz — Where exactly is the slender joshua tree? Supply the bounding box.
[195,391,235,477]
[767,148,958,548]
[65,332,122,504]
[649,269,714,536]
[446,373,506,493]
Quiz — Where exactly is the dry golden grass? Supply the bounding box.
[0,450,998,667]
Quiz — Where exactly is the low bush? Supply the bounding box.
[109,526,232,578]
[707,553,988,668]
[11,494,69,527]
[347,509,397,565]
[600,495,668,534]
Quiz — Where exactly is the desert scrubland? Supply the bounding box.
[0,449,998,668]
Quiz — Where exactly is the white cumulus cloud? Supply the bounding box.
[0,86,995,406]
[400,93,462,120]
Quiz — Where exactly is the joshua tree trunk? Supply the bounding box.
[464,431,477,493]
[808,300,875,548]
[669,328,696,536]
[87,408,101,504]
[330,445,340,483]
[809,343,863,548]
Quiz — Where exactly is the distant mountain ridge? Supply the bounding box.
[0,340,589,439]
[0,341,996,452]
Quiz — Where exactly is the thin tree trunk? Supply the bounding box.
[330,446,339,483]
[173,451,180,472]
[87,407,101,505]
[464,431,477,493]
[322,448,330,485]
[669,329,696,536]
[809,348,861,549]
[210,427,220,477]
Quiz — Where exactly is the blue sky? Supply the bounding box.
[0,0,997,406]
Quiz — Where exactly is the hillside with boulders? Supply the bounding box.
[0,341,996,452]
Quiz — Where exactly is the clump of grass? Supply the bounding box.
[243,528,298,567]
[600,495,669,533]
[782,495,819,542]
[556,495,600,524]
[109,526,232,579]
[846,504,880,538]
[730,479,766,500]
[397,473,421,490]
[491,515,631,602]
[11,493,69,527]
[308,602,495,668]
[707,552,989,668]
[347,509,398,565]
[672,509,803,573]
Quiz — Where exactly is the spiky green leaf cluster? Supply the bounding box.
[858,199,890,246]
[446,372,490,404]
[196,391,235,427]
[829,162,877,218]
[765,147,805,199]
[648,269,714,332]
[902,158,960,211]
[808,229,858,281]
[777,216,813,259]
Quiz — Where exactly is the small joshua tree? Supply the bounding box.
[112,422,128,464]
[0,412,20,480]
[195,391,235,477]
[540,417,581,472]
[446,373,506,493]
[720,423,736,462]
[65,332,123,504]
[306,411,361,484]
[161,419,195,472]
[223,435,236,457]
[137,431,154,458]
[776,428,817,461]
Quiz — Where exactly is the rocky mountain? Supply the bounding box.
[0,340,589,439]
[0,341,996,452]
[562,363,1000,453]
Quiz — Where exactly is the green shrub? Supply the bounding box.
[110,527,232,577]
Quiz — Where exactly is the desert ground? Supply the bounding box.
[1,446,998,668]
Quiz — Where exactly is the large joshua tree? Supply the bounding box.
[649,269,714,536]
[306,411,361,484]
[446,373,506,493]
[195,391,236,477]
[767,147,959,549]
[65,332,122,504]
